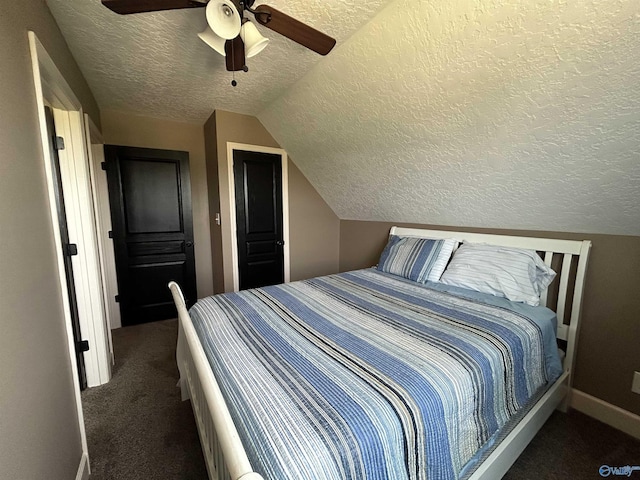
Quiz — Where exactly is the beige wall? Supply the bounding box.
[287,161,340,281]
[340,220,640,417]
[0,1,100,478]
[203,113,224,294]
[206,110,340,292]
[100,109,214,299]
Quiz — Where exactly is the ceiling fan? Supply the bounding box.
[102,0,336,82]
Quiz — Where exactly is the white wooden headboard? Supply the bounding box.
[390,226,592,384]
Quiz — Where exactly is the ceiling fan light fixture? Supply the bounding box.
[206,0,242,40]
[240,20,269,58]
[198,27,226,56]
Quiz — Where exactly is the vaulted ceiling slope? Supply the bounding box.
[258,0,640,236]
[46,0,391,123]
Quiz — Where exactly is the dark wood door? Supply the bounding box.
[44,107,88,390]
[233,149,284,290]
[105,146,197,326]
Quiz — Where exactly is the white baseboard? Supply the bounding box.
[76,453,90,480]
[571,389,640,440]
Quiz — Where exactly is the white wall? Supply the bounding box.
[259,0,640,236]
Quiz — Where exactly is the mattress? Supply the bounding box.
[188,268,562,480]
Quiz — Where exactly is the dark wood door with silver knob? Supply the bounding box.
[233,149,284,290]
[105,145,197,325]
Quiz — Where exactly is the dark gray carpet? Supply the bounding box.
[505,408,640,480]
[83,319,640,479]
[82,319,207,479]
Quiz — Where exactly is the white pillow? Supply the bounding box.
[439,243,556,306]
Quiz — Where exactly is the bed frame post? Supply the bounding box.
[559,240,591,411]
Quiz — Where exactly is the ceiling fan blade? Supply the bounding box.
[225,37,246,72]
[102,0,206,15]
[253,5,336,56]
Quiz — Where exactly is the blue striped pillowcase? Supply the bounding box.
[377,235,457,283]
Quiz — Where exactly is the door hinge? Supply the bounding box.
[115,294,120,303]
[76,340,90,353]
[101,161,107,171]
[55,136,65,151]
[65,243,78,256]
[108,230,113,239]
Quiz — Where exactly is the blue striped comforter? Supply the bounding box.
[189,269,555,480]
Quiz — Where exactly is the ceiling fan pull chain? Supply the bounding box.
[231,39,237,86]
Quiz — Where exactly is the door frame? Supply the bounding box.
[226,142,290,292]
[29,31,112,480]
[29,31,90,480]
[30,34,112,389]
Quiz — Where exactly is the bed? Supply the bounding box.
[168,226,591,480]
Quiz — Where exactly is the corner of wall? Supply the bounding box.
[204,110,225,294]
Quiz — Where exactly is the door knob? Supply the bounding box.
[276,240,284,246]
[185,241,194,247]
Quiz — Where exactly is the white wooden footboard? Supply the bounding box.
[168,281,264,480]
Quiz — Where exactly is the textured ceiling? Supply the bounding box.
[259,0,640,236]
[48,0,640,236]
[46,0,391,123]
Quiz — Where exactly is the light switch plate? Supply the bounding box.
[632,372,640,395]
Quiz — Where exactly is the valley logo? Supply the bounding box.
[599,465,640,477]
